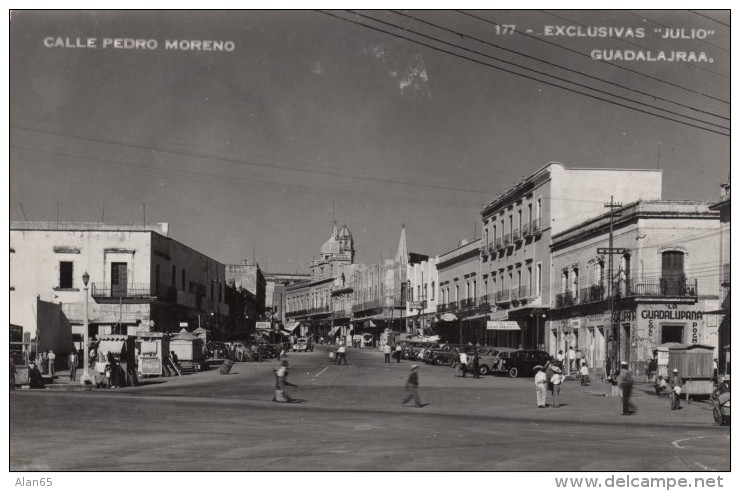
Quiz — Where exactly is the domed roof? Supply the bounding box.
[338,224,352,238]
[321,235,341,255]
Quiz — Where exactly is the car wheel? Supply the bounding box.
[508,367,519,378]
[479,365,489,376]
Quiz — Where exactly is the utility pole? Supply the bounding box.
[600,196,623,377]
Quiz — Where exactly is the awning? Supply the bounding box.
[279,330,292,336]
[97,339,126,355]
[256,327,272,332]
[286,321,301,332]
[330,325,341,335]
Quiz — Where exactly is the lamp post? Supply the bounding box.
[80,271,92,385]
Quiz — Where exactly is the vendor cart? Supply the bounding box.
[135,332,171,377]
[95,334,138,387]
[657,343,715,399]
[170,330,205,373]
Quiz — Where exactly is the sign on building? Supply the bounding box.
[409,301,426,310]
[440,313,457,322]
[256,321,272,330]
[487,321,521,331]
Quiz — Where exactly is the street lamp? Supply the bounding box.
[80,271,92,385]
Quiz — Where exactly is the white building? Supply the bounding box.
[10,222,230,346]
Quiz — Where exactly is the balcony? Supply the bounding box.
[487,242,495,253]
[503,233,512,247]
[555,291,576,308]
[91,282,175,302]
[494,290,510,304]
[626,277,698,298]
[531,218,542,236]
[510,288,519,300]
[580,283,605,304]
[478,295,491,313]
[460,298,477,309]
[522,222,532,238]
[448,301,458,311]
[512,228,522,243]
[722,263,731,287]
[517,285,531,299]
[495,237,505,250]
[308,305,331,315]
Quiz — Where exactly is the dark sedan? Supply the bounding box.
[495,349,551,378]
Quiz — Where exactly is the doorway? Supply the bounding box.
[111,262,127,297]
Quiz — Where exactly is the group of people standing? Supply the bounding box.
[452,349,480,379]
[383,344,404,363]
[533,361,564,408]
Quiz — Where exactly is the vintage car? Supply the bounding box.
[206,341,230,360]
[495,349,551,378]
[430,344,468,366]
[292,337,314,352]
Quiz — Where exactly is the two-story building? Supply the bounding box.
[436,238,485,344]
[10,221,230,345]
[548,201,720,377]
[480,162,663,349]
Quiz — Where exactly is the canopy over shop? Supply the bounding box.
[170,330,205,370]
[95,334,138,387]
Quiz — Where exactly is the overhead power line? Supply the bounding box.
[688,10,730,28]
[321,10,729,136]
[625,10,729,54]
[456,10,730,105]
[9,123,493,196]
[389,10,729,122]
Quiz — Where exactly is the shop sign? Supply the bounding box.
[409,301,426,310]
[440,313,457,322]
[569,319,581,329]
[256,322,272,330]
[141,357,162,376]
[489,310,509,321]
[612,309,636,323]
[487,321,521,331]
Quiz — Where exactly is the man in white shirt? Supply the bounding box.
[459,351,468,378]
[383,344,391,363]
[336,344,348,365]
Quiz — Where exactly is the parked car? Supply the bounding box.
[495,349,551,378]
[292,337,314,352]
[431,344,468,366]
[206,341,230,360]
[465,347,496,375]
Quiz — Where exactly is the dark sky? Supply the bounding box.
[9,10,730,273]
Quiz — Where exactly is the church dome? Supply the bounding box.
[321,235,341,255]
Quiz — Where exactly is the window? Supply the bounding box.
[537,197,542,221]
[155,265,160,288]
[59,261,74,289]
[517,209,522,231]
[455,285,459,302]
[528,203,533,224]
[527,266,532,293]
[181,269,186,291]
[171,265,176,287]
[572,268,579,297]
[493,225,497,242]
[472,280,477,298]
[423,283,428,300]
[431,281,435,300]
[417,284,421,300]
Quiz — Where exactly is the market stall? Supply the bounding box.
[95,334,138,387]
[170,330,205,373]
[135,332,170,377]
[656,342,715,398]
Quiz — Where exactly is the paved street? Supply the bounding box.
[10,347,729,471]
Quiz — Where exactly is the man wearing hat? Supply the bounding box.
[550,365,564,408]
[273,360,298,403]
[533,365,547,408]
[669,368,683,410]
[617,361,635,415]
[402,365,422,408]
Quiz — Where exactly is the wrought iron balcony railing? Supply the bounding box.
[91,282,176,301]
[579,283,605,304]
[555,291,576,308]
[626,277,698,298]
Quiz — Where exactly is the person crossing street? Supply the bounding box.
[402,365,422,408]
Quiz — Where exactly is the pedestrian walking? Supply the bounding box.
[617,361,636,415]
[395,344,403,363]
[384,343,391,363]
[669,368,682,410]
[550,366,563,408]
[402,365,422,407]
[68,350,78,381]
[336,344,347,365]
[567,346,576,372]
[459,350,468,378]
[47,350,56,376]
[579,360,590,386]
[545,360,555,399]
[41,351,48,375]
[273,360,298,403]
[534,365,547,408]
[472,351,480,379]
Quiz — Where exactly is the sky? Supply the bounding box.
[9,10,731,274]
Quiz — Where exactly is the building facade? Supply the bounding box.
[479,162,663,349]
[709,181,731,374]
[548,201,720,377]
[406,256,439,337]
[10,222,230,345]
[285,223,355,339]
[263,272,311,325]
[225,259,266,322]
[436,238,486,344]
